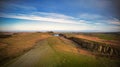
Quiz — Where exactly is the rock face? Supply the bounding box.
[69,37,120,57]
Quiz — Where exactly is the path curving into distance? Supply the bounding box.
[2,37,120,67]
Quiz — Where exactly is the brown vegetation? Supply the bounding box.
[74,35,120,47]
[0,32,51,62]
[51,37,93,56]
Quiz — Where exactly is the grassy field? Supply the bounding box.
[0,32,51,63]
[79,33,120,41]
[1,36,120,67]
[63,33,120,46]
[63,33,120,40]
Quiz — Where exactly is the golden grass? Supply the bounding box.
[0,32,51,61]
[74,34,120,47]
[47,37,80,54]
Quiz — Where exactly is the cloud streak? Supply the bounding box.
[1,12,120,26]
[0,12,120,32]
[0,12,88,24]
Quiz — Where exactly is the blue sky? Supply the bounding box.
[0,0,120,32]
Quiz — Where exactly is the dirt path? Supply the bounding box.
[2,37,119,67]
[2,37,93,67]
[2,39,56,67]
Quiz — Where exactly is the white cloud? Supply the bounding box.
[0,12,120,32]
[79,13,120,26]
[32,12,75,19]
[0,12,87,24]
[107,18,120,25]
[0,22,96,32]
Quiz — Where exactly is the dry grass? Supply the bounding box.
[47,37,93,56]
[74,34,120,47]
[0,32,51,61]
[48,37,78,53]
[1,36,120,67]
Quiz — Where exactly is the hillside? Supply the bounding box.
[0,33,120,67]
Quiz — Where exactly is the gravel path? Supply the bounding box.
[3,39,55,67]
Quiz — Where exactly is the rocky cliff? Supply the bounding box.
[69,37,120,57]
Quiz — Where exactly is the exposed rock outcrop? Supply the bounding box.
[69,37,120,57]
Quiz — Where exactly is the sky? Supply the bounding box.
[0,0,120,32]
